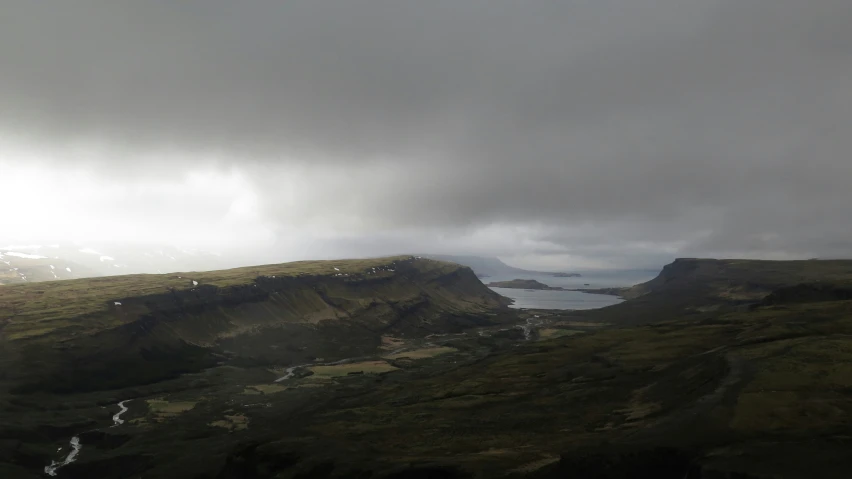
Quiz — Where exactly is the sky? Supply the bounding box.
[1,1,851,270]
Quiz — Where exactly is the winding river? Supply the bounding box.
[112,400,131,426]
[44,400,131,476]
[44,436,81,477]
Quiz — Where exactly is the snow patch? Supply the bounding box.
[114,302,122,306]
[50,264,55,269]
[65,267,72,273]
[3,251,47,259]
[0,244,42,251]
[99,255,115,262]
[78,248,100,255]
[334,267,340,271]
[192,280,198,286]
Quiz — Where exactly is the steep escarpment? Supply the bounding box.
[627,258,852,300]
[579,258,852,326]
[0,257,511,393]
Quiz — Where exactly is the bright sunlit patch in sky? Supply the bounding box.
[0,137,277,252]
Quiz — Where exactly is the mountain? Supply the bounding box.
[0,243,234,283]
[0,251,98,285]
[5,257,852,478]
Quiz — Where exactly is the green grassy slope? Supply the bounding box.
[0,256,511,395]
[0,256,461,337]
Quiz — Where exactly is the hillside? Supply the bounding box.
[574,258,852,326]
[0,256,510,393]
[625,258,852,298]
[5,258,852,478]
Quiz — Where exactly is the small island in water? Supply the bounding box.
[487,279,627,298]
[486,279,566,290]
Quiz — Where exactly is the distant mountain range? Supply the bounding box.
[1,248,581,286]
[421,254,579,278]
[0,243,231,285]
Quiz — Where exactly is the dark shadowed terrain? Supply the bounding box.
[4,257,852,478]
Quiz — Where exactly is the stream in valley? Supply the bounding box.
[112,400,131,426]
[44,436,81,477]
[44,400,132,476]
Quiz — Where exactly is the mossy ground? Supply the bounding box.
[308,360,399,377]
[384,346,457,360]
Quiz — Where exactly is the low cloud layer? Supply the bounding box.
[2,1,851,269]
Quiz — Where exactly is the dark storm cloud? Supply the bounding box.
[1,0,716,155]
[2,0,852,266]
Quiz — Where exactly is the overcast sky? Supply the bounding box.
[2,1,851,270]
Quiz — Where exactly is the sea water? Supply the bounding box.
[486,268,659,310]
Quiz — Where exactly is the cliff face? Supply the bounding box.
[579,258,852,326]
[624,258,852,301]
[1,257,511,393]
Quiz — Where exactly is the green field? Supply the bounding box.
[384,346,458,360]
